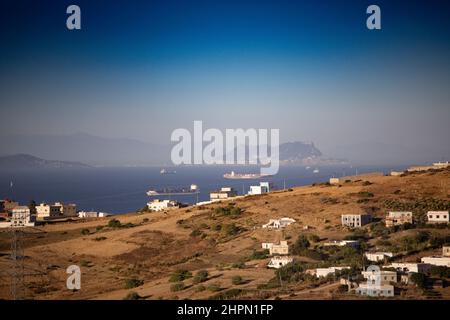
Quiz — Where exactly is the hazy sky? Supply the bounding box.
[1,0,449,155]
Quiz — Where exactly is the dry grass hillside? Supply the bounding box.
[0,167,449,300]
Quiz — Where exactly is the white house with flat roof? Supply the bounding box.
[385,263,431,273]
[356,284,394,297]
[267,256,293,269]
[426,211,449,224]
[306,267,350,278]
[341,214,372,228]
[365,252,394,262]
[147,199,180,212]
[248,182,270,195]
[421,257,450,267]
[386,211,413,227]
[262,217,295,229]
[78,211,99,218]
[362,270,397,284]
[210,187,238,201]
[11,206,34,227]
[261,241,289,255]
[323,240,359,248]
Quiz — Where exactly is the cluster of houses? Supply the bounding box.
[289,246,450,297]
[0,199,36,228]
[0,198,114,228]
[340,210,449,229]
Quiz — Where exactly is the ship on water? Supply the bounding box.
[223,171,272,180]
[160,168,176,174]
[147,184,199,196]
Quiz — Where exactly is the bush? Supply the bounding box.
[170,282,185,292]
[429,266,450,278]
[207,284,222,292]
[94,236,107,241]
[169,269,192,282]
[108,219,122,228]
[125,278,144,289]
[222,223,241,236]
[142,218,149,223]
[190,229,202,237]
[231,275,243,285]
[213,204,243,218]
[193,270,209,284]
[410,272,426,289]
[210,288,242,300]
[291,235,310,255]
[250,249,269,260]
[81,229,90,235]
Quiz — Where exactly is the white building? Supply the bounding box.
[11,206,34,227]
[248,182,270,195]
[36,202,77,220]
[147,199,180,212]
[261,241,289,255]
[36,203,62,220]
[262,217,296,229]
[385,263,431,273]
[390,171,404,176]
[323,240,359,248]
[210,187,237,201]
[385,211,413,227]
[433,161,450,168]
[362,270,397,284]
[421,257,450,267]
[356,284,394,297]
[341,214,372,228]
[307,267,350,278]
[329,178,341,185]
[78,211,99,218]
[365,252,394,262]
[426,211,449,224]
[267,256,293,269]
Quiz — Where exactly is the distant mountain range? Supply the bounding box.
[0,154,91,169]
[0,133,346,166]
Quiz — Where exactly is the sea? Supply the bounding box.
[0,164,409,214]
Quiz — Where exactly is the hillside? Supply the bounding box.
[0,167,449,300]
[0,154,91,170]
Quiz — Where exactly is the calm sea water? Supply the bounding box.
[0,165,408,213]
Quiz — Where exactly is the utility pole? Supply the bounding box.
[10,228,24,300]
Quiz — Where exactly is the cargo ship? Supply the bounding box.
[223,171,272,179]
[147,184,199,196]
[160,168,176,174]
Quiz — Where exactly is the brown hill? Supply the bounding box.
[0,168,449,300]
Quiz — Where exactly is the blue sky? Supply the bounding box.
[0,0,449,158]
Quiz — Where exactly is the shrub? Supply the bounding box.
[142,218,149,223]
[81,229,90,235]
[212,204,242,218]
[291,235,310,254]
[170,282,185,292]
[193,270,209,284]
[125,278,144,289]
[210,288,242,300]
[94,236,107,241]
[190,229,202,237]
[169,269,192,282]
[108,219,122,228]
[250,249,269,260]
[410,272,426,289]
[195,285,206,292]
[222,223,241,236]
[231,275,243,285]
[207,284,222,292]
